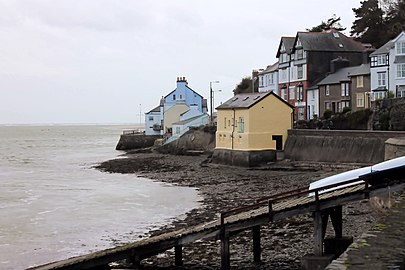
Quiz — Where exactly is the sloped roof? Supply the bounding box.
[293,30,365,53]
[276,36,295,57]
[146,105,160,114]
[259,62,279,74]
[370,41,394,56]
[318,64,370,86]
[164,85,203,99]
[172,114,208,126]
[216,91,294,110]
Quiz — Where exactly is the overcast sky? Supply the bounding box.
[0,0,362,124]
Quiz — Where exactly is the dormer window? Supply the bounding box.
[338,43,344,48]
[397,42,405,55]
[242,97,249,101]
[333,32,340,38]
[281,44,286,52]
[296,38,302,48]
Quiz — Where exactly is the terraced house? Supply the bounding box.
[276,30,367,121]
[370,31,405,100]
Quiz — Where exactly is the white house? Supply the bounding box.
[306,86,319,120]
[144,98,164,136]
[370,31,405,100]
[258,62,279,95]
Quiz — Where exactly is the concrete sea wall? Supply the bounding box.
[116,134,161,150]
[284,129,405,164]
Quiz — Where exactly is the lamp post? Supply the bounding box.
[210,80,220,125]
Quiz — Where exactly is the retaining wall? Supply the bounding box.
[116,134,161,150]
[212,149,276,167]
[284,130,405,164]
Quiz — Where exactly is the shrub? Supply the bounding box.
[342,107,351,114]
[323,109,333,119]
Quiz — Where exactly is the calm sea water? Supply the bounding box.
[0,125,200,269]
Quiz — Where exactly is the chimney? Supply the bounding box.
[330,57,350,73]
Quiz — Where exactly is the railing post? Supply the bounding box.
[314,210,323,256]
[253,225,261,263]
[175,245,183,266]
[221,231,230,270]
[220,213,230,270]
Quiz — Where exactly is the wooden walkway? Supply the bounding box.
[29,178,405,270]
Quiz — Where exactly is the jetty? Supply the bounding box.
[29,172,405,270]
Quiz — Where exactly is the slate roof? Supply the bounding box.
[394,55,405,64]
[318,64,370,86]
[259,62,279,75]
[370,41,394,56]
[146,105,160,114]
[276,37,295,57]
[216,91,294,110]
[293,30,365,53]
[172,114,208,126]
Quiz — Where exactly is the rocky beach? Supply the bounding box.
[95,151,383,270]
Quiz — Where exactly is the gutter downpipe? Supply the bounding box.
[231,109,235,150]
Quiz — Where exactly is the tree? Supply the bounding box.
[385,0,405,39]
[350,0,388,48]
[233,77,258,94]
[307,14,346,32]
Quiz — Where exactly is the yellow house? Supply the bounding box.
[163,101,189,134]
[213,91,294,166]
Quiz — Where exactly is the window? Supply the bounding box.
[397,64,405,78]
[297,85,303,101]
[297,65,303,79]
[398,86,405,98]
[357,76,364,88]
[378,72,386,86]
[356,93,365,107]
[281,68,287,80]
[224,117,227,129]
[173,94,176,100]
[238,117,244,133]
[373,91,386,100]
[326,85,330,96]
[339,101,350,112]
[259,76,264,87]
[269,74,274,84]
[296,49,304,60]
[397,42,405,54]
[298,107,304,120]
[282,88,287,100]
[149,116,154,121]
[325,102,331,110]
[371,55,388,67]
[289,86,295,100]
[341,83,349,96]
[176,127,181,135]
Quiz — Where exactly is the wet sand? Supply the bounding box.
[96,152,379,269]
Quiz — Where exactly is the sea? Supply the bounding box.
[0,124,201,270]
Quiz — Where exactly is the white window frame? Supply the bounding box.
[397,42,405,55]
[289,86,295,100]
[297,65,303,79]
[356,93,365,107]
[326,85,330,96]
[282,88,287,100]
[238,117,244,133]
[378,72,386,86]
[357,76,364,88]
[397,64,405,78]
[341,83,349,97]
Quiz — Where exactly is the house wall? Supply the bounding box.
[145,111,162,136]
[258,71,279,94]
[163,103,189,133]
[319,83,351,116]
[164,81,204,112]
[216,95,293,151]
[307,51,364,85]
[351,75,371,111]
[307,88,319,119]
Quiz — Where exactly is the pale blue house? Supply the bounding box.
[145,77,208,136]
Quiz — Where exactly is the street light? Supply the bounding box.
[210,80,220,125]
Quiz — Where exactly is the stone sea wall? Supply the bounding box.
[284,129,405,164]
[116,134,160,150]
